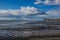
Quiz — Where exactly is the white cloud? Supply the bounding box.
[0,6,39,16]
[44,0,60,5]
[46,10,60,18]
[0,6,41,20]
[0,10,9,16]
[20,6,39,15]
[34,0,60,5]
[37,15,47,17]
[34,0,42,4]
[0,10,20,16]
[0,17,16,20]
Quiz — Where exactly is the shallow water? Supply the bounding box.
[29,37,60,40]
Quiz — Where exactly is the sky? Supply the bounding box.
[0,0,60,20]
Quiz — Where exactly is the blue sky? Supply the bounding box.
[0,0,60,20]
[0,0,59,10]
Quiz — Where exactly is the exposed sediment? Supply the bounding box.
[0,30,60,37]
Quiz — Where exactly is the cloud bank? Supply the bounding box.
[46,10,60,18]
[0,6,43,20]
[0,6,39,16]
[0,6,60,20]
[0,17,16,20]
[34,0,60,5]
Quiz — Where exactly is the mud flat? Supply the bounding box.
[0,30,60,40]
